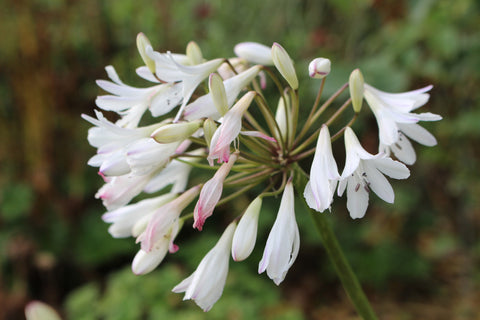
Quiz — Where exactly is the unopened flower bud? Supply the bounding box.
[203,118,217,148]
[186,41,203,65]
[151,120,202,143]
[232,196,262,261]
[308,58,331,79]
[136,33,156,74]
[234,42,273,66]
[272,43,298,90]
[275,97,289,139]
[349,69,364,113]
[25,301,61,320]
[209,73,228,116]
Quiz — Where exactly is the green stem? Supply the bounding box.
[293,163,378,320]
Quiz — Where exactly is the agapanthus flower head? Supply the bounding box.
[85,36,441,312]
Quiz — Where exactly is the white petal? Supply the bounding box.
[373,157,410,179]
[390,135,416,165]
[398,123,437,146]
[346,176,369,219]
[363,162,395,203]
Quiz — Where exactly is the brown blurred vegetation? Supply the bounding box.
[1,0,479,319]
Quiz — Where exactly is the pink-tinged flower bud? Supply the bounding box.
[151,120,202,144]
[209,73,228,116]
[232,196,262,261]
[203,118,217,148]
[25,301,61,320]
[140,185,201,252]
[208,91,256,165]
[136,33,156,73]
[234,42,273,65]
[132,220,182,275]
[308,58,331,79]
[349,69,364,113]
[271,43,298,90]
[186,41,203,65]
[193,153,238,230]
[172,221,236,311]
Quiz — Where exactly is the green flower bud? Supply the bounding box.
[349,69,364,113]
[271,43,298,90]
[151,120,202,143]
[209,73,228,116]
[136,33,156,74]
[203,118,217,148]
[186,41,204,65]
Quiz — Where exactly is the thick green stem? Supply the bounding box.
[293,164,378,320]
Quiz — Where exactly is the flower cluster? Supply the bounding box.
[83,34,441,311]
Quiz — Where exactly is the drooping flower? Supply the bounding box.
[193,153,238,230]
[25,301,61,320]
[232,196,262,261]
[363,83,441,146]
[259,181,300,285]
[304,125,340,212]
[172,222,236,311]
[379,121,439,165]
[207,92,256,165]
[338,127,410,219]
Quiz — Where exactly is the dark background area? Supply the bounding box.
[1,0,479,319]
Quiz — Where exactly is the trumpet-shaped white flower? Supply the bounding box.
[102,193,177,238]
[364,84,441,146]
[232,196,262,261]
[183,66,261,120]
[304,125,340,212]
[172,222,236,311]
[379,122,439,165]
[96,66,183,126]
[82,110,164,176]
[234,42,273,65]
[338,127,410,219]
[193,153,238,230]
[259,181,300,285]
[208,92,255,165]
[145,46,223,121]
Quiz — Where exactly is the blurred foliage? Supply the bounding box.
[1,0,479,319]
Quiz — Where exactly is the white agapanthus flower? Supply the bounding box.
[259,181,300,285]
[304,125,340,212]
[363,84,441,146]
[172,222,236,312]
[338,127,410,219]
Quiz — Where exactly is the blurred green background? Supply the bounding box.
[1,0,479,319]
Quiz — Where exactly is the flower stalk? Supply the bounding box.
[293,163,378,320]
